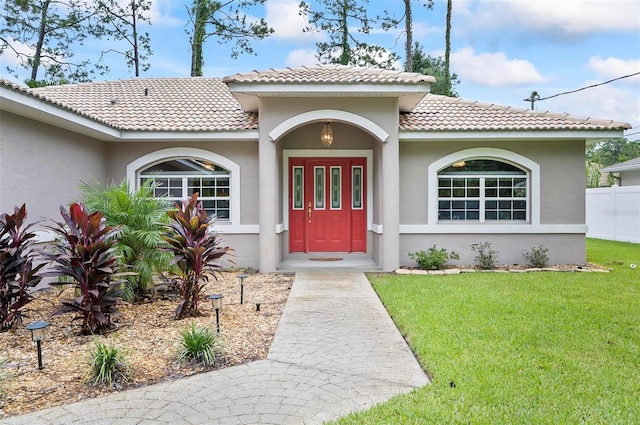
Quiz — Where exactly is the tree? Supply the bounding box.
[586,138,640,167]
[301,0,400,69]
[93,0,152,77]
[444,0,452,95]
[187,0,273,77]
[379,1,434,72]
[0,0,96,86]
[411,42,459,96]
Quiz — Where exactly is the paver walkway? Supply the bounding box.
[2,271,429,425]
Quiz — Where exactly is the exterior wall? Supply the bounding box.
[0,111,106,225]
[259,96,401,271]
[620,170,640,186]
[107,140,259,225]
[401,234,586,267]
[110,140,261,269]
[398,139,588,265]
[399,139,586,225]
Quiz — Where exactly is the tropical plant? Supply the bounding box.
[409,245,459,270]
[40,203,128,334]
[471,242,498,270]
[1,204,44,332]
[88,340,131,387]
[178,322,223,366]
[162,193,230,319]
[79,179,172,302]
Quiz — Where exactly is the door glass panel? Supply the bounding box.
[293,166,303,209]
[352,166,363,209]
[315,167,325,209]
[331,166,341,209]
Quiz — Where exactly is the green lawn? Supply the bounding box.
[331,239,640,424]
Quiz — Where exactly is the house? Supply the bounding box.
[0,65,631,271]
[601,156,640,186]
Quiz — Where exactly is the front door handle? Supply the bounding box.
[308,202,312,223]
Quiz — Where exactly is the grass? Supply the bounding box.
[331,239,640,424]
[178,322,224,366]
[88,340,131,387]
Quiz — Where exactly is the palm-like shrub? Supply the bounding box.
[79,179,172,301]
[0,204,44,331]
[41,203,127,334]
[162,193,230,319]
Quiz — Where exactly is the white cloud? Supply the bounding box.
[451,47,545,87]
[543,81,639,130]
[267,0,323,42]
[147,0,184,27]
[285,49,319,67]
[588,56,640,83]
[459,0,640,38]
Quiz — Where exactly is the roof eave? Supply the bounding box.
[399,129,626,142]
[226,82,431,112]
[1,84,119,141]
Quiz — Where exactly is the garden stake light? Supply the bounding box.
[207,294,223,333]
[238,274,248,304]
[26,320,49,370]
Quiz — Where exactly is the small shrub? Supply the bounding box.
[471,242,498,270]
[178,322,223,366]
[162,193,231,319]
[1,204,44,331]
[88,340,131,387]
[522,245,550,268]
[409,245,460,270]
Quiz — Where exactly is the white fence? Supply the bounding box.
[586,186,640,243]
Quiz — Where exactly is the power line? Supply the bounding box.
[524,71,640,109]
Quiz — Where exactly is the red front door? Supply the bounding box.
[289,158,366,253]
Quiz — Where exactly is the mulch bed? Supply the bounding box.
[0,271,293,418]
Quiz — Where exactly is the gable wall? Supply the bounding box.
[0,111,107,225]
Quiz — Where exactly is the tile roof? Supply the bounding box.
[400,94,631,132]
[1,67,631,133]
[28,78,258,132]
[222,65,436,84]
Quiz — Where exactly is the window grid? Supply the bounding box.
[438,174,528,222]
[141,173,231,220]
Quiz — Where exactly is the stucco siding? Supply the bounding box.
[399,139,586,225]
[0,111,106,223]
[105,141,260,225]
[400,233,586,266]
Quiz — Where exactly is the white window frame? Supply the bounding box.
[437,170,529,222]
[127,147,251,232]
[427,148,541,226]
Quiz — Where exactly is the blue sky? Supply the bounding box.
[2,0,639,138]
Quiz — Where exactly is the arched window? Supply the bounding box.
[437,159,529,222]
[140,158,231,220]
